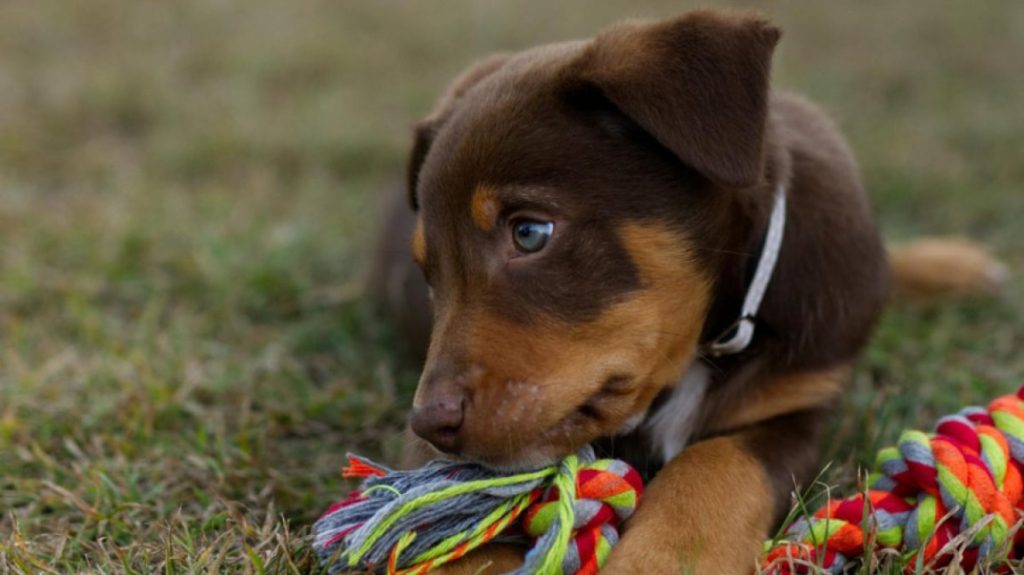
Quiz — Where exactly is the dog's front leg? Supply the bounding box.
[601,408,827,575]
[418,544,523,575]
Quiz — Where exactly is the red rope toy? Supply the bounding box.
[764,385,1024,573]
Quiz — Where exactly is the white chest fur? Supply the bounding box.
[644,361,711,464]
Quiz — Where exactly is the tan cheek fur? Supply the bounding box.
[456,222,712,463]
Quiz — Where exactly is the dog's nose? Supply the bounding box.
[410,393,466,454]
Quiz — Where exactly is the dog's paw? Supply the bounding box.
[424,544,524,575]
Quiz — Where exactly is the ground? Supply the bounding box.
[0,1,1022,573]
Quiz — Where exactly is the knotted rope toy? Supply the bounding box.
[764,385,1024,573]
[313,446,642,575]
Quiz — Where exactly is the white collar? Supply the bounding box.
[703,183,787,357]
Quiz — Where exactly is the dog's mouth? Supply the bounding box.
[576,374,638,420]
[453,374,645,471]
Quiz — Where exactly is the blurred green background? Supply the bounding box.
[1,1,1021,572]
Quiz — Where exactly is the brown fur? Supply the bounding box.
[706,366,849,434]
[580,11,780,188]
[366,184,432,362]
[363,8,1006,574]
[411,218,427,268]
[889,238,1008,299]
[469,186,501,231]
[413,223,710,468]
[432,545,524,575]
[603,434,776,574]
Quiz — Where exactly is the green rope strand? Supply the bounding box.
[347,466,556,567]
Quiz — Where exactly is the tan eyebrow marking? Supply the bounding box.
[411,218,427,266]
[470,185,501,231]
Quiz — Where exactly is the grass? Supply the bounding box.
[0,0,1022,573]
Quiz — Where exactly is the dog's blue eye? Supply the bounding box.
[512,220,553,253]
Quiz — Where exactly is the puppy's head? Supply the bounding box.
[407,11,780,468]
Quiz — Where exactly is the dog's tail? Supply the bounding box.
[888,237,1008,300]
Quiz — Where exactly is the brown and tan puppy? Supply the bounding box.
[367,10,1006,574]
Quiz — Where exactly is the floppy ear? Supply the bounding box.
[407,54,510,209]
[578,11,781,188]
